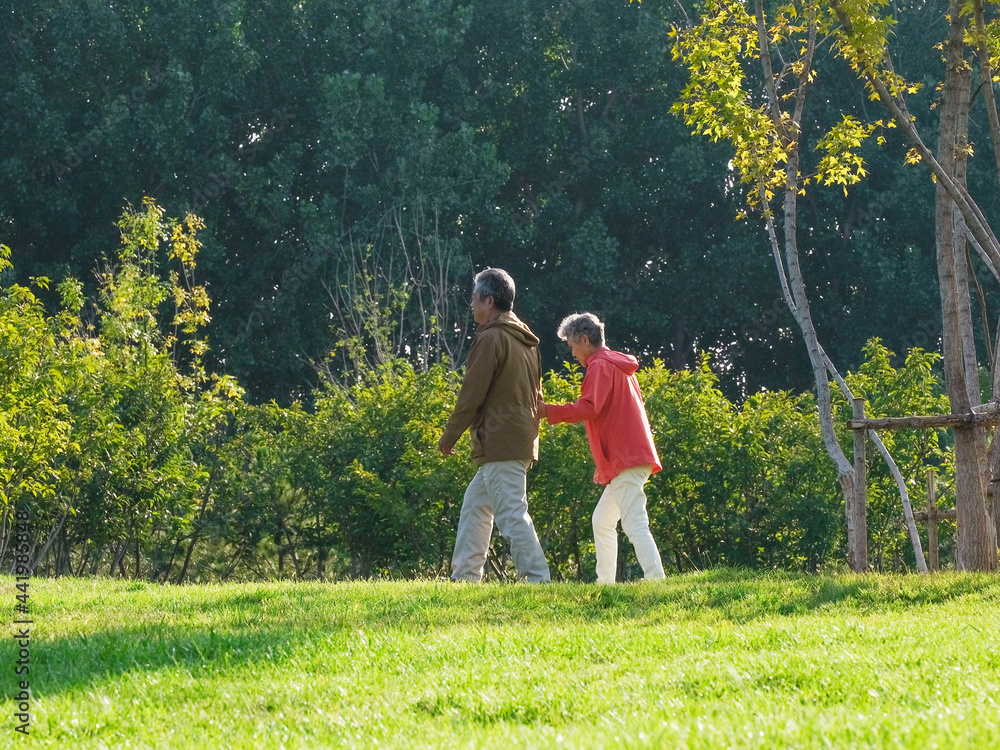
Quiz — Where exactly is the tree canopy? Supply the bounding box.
[0,0,968,403]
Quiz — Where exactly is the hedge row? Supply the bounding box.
[0,204,953,581]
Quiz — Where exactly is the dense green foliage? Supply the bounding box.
[2,0,980,403]
[0,203,956,579]
[1,0,983,579]
[838,341,956,568]
[2,573,997,747]
[0,200,242,580]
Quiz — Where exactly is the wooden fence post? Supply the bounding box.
[926,469,939,572]
[850,398,869,572]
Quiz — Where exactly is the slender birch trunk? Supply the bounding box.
[754,2,862,568]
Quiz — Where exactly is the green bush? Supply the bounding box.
[642,358,838,573]
[0,247,72,515]
[1,201,240,580]
[836,339,955,570]
[309,360,474,578]
[0,207,957,581]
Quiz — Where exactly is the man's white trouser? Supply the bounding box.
[593,464,665,584]
[451,459,551,583]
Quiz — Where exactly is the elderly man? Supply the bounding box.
[438,268,551,583]
[539,312,665,584]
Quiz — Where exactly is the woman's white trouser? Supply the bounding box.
[592,464,665,584]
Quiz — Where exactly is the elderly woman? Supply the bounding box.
[538,312,665,584]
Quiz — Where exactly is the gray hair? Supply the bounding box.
[557,313,605,347]
[473,267,515,311]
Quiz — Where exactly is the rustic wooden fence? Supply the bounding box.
[847,400,998,572]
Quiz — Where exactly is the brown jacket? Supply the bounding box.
[441,311,542,465]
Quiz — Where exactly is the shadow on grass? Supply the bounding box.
[0,580,350,701]
[1,621,306,701]
[575,567,1000,621]
[1,569,996,700]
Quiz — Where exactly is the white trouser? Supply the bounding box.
[593,465,665,584]
[451,459,551,583]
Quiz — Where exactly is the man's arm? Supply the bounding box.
[438,332,499,453]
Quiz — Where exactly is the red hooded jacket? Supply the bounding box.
[546,348,661,485]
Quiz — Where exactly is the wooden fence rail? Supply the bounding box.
[847,411,1000,431]
[846,401,978,572]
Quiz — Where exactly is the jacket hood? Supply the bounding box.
[481,311,540,347]
[591,347,639,375]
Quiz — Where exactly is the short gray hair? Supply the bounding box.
[557,313,605,347]
[473,268,515,311]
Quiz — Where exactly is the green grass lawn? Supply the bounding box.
[3,570,999,748]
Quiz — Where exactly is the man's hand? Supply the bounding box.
[537,397,548,421]
[438,436,455,455]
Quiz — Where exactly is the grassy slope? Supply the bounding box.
[2,570,999,748]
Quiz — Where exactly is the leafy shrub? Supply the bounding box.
[0,207,957,581]
[835,339,955,571]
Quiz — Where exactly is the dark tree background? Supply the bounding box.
[2,0,989,404]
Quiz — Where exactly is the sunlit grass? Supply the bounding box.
[3,570,999,748]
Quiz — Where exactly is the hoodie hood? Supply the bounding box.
[591,347,639,375]
[481,311,540,347]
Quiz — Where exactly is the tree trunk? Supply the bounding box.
[0,507,11,569]
[30,512,67,573]
[778,188,861,568]
[973,0,1000,564]
[752,3,862,569]
[176,533,201,585]
[89,546,105,575]
[937,5,998,571]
